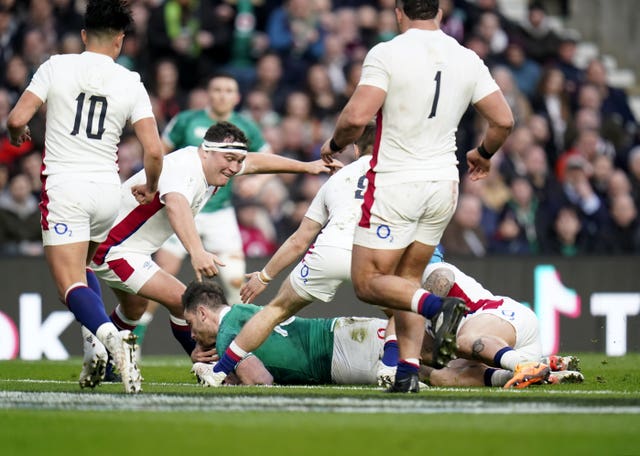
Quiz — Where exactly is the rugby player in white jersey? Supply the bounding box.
[6,0,163,394]
[81,121,338,388]
[319,0,514,392]
[416,262,583,388]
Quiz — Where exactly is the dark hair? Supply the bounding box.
[182,280,228,313]
[203,121,248,145]
[84,0,133,34]
[355,122,377,156]
[396,0,439,20]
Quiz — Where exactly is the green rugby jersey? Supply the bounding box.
[216,304,335,384]
[163,110,267,212]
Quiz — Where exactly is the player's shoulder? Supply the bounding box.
[230,111,261,132]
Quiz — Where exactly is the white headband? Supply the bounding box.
[201,140,248,154]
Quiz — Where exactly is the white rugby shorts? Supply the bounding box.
[160,206,243,258]
[41,180,120,246]
[458,297,542,361]
[288,245,351,302]
[330,317,387,384]
[354,180,458,249]
[90,253,161,294]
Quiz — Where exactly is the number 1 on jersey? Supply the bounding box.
[428,70,441,119]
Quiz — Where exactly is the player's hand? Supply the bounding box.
[191,362,227,387]
[240,271,268,303]
[9,125,31,147]
[308,158,343,175]
[191,343,219,363]
[191,251,226,282]
[466,148,491,181]
[131,184,157,205]
[320,138,342,164]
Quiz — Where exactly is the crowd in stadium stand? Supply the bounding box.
[0,0,638,257]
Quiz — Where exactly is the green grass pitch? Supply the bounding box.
[2,353,640,456]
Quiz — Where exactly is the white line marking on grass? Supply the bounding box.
[1,391,639,414]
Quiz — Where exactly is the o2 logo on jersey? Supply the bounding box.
[53,223,71,236]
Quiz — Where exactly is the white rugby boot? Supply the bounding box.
[79,326,108,389]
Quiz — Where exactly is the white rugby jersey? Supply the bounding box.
[359,28,499,186]
[93,147,214,263]
[422,261,510,313]
[26,51,154,184]
[304,155,372,250]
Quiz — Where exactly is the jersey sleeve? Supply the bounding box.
[25,58,53,103]
[162,112,186,149]
[304,182,329,225]
[157,159,200,204]
[358,43,390,92]
[129,80,155,124]
[471,56,500,104]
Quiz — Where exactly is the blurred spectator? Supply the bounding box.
[590,154,615,203]
[305,63,341,119]
[0,173,42,256]
[24,0,57,58]
[531,67,570,155]
[149,59,186,129]
[117,134,144,182]
[356,5,378,49]
[492,65,532,126]
[559,155,610,248]
[375,8,398,44]
[490,176,542,254]
[266,0,325,87]
[498,125,534,184]
[602,193,640,254]
[523,143,563,208]
[552,34,583,101]
[556,128,614,183]
[540,205,589,256]
[502,41,541,99]
[475,11,508,61]
[0,4,24,84]
[331,8,365,60]
[321,33,348,94]
[4,54,29,104]
[512,1,561,64]
[251,51,290,113]
[627,146,640,208]
[146,0,233,90]
[17,149,41,198]
[58,31,83,54]
[439,0,465,43]
[441,193,488,257]
[240,88,281,128]
[52,0,83,39]
[526,113,559,167]
[236,199,278,258]
[584,58,638,150]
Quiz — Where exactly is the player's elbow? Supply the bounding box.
[492,110,515,135]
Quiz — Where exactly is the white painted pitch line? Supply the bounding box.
[1,391,640,414]
[0,378,636,395]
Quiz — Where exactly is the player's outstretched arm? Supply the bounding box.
[240,217,322,303]
[164,192,224,282]
[235,355,274,385]
[242,151,343,175]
